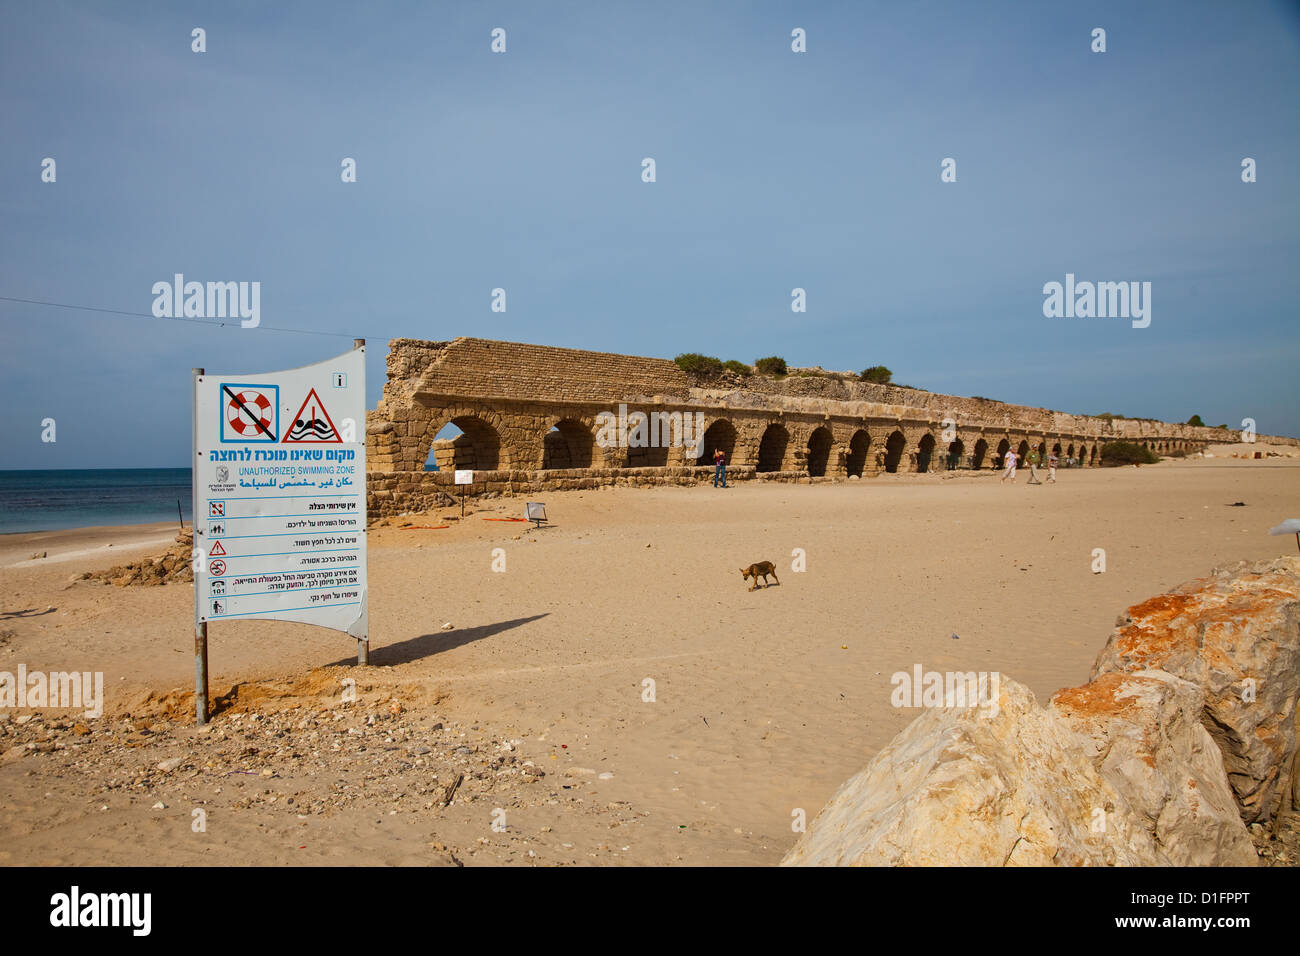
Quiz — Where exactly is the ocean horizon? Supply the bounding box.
[0,468,193,534]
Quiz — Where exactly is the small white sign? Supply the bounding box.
[526,501,546,522]
[454,470,473,485]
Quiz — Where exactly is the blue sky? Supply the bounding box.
[2,0,1298,468]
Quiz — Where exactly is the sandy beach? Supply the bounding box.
[2,451,1297,866]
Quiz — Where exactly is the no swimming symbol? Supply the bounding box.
[221,384,279,442]
[282,388,340,443]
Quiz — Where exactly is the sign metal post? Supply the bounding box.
[192,368,209,724]
[454,469,473,518]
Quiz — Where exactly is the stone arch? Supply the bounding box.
[1078,443,1089,465]
[972,437,989,469]
[425,412,510,471]
[1037,440,1047,460]
[916,433,936,472]
[1067,443,1075,460]
[542,418,600,470]
[946,438,965,470]
[617,410,670,467]
[995,438,1011,467]
[698,418,737,468]
[806,426,833,477]
[1052,442,1063,458]
[883,430,907,473]
[846,429,871,477]
[627,444,669,467]
[756,423,790,473]
[1016,439,1031,464]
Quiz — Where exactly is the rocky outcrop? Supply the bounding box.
[1052,671,1256,866]
[783,558,1299,866]
[780,679,1162,866]
[1090,557,1300,826]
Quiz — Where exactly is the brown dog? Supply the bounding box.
[740,561,779,591]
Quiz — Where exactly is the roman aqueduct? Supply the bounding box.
[363,337,1293,518]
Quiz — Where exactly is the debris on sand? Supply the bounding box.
[86,531,194,587]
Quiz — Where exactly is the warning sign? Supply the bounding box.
[221,384,279,443]
[282,388,340,443]
[192,347,367,638]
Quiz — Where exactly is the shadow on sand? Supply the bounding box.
[329,613,549,667]
[0,607,57,620]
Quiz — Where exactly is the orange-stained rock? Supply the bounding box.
[1091,557,1300,825]
[784,559,1298,867]
[781,678,1164,867]
[1052,670,1256,866]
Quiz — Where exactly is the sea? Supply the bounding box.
[0,469,193,534]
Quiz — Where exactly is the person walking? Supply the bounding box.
[713,447,727,488]
[1047,450,1058,483]
[1000,447,1018,483]
[1026,447,1042,484]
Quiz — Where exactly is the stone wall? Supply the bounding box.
[365,337,1299,518]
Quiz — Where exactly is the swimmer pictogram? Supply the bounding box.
[282,388,341,442]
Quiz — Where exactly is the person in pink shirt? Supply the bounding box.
[1000,447,1018,483]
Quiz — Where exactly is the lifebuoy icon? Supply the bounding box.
[219,383,279,442]
[227,389,274,436]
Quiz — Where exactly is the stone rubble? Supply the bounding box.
[84,531,195,588]
[0,680,646,866]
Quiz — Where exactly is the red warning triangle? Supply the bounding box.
[282,388,341,443]
[209,541,227,556]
